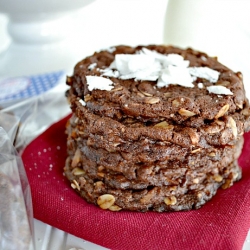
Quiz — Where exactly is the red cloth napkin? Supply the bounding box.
[22,115,250,250]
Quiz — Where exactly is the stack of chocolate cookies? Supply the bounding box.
[64,45,250,212]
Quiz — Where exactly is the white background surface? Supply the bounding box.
[0,0,250,249]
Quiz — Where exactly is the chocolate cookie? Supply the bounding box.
[67,45,249,123]
[64,158,241,212]
[65,45,250,212]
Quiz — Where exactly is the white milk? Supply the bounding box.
[163,0,250,97]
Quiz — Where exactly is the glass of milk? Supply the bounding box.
[163,0,250,97]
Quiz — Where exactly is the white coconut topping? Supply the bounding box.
[85,47,228,93]
[88,63,97,70]
[109,49,194,86]
[189,67,220,83]
[99,68,120,78]
[86,76,114,91]
[106,46,116,53]
[114,55,158,80]
[139,48,190,68]
[109,53,161,81]
[163,53,190,68]
[197,82,204,88]
[201,56,207,61]
[207,85,233,95]
[157,66,194,88]
[98,46,116,53]
[108,48,222,88]
[78,99,86,106]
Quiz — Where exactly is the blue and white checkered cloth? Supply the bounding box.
[0,71,65,103]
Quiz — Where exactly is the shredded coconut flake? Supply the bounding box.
[99,46,116,53]
[106,46,116,53]
[189,67,220,83]
[79,99,86,106]
[206,85,233,95]
[89,47,222,91]
[197,82,204,88]
[110,53,161,81]
[109,49,194,86]
[139,48,190,68]
[86,75,114,91]
[157,66,194,88]
[88,63,97,70]
[100,68,120,78]
[201,56,207,61]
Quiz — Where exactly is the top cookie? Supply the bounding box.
[67,45,250,125]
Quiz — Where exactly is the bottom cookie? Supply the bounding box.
[64,157,241,212]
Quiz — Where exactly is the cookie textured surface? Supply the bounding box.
[65,45,250,212]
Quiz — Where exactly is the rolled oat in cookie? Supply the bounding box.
[65,45,250,212]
